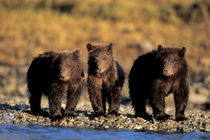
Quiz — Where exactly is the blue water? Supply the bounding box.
[0,125,209,140]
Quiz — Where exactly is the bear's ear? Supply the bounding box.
[72,50,80,59]
[157,45,164,54]
[87,43,93,51]
[107,43,113,52]
[50,54,59,68]
[179,47,186,57]
[157,45,163,51]
[73,49,80,56]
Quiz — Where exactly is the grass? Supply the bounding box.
[0,0,209,75]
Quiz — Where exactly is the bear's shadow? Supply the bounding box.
[0,103,29,111]
[0,103,153,122]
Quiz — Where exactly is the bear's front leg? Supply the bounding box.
[134,96,153,120]
[64,86,82,117]
[87,76,104,117]
[107,86,121,117]
[29,90,42,114]
[48,93,63,121]
[151,91,169,121]
[151,80,172,121]
[174,84,189,121]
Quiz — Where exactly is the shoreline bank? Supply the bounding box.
[0,103,209,133]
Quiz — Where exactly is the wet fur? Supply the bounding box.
[27,50,84,120]
[87,43,125,117]
[129,45,189,121]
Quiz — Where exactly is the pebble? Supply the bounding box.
[105,125,109,128]
[133,125,142,130]
[0,103,209,133]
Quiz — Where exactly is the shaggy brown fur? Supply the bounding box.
[87,43,125,117]
[27,50,84,120]
[129,45,189,121]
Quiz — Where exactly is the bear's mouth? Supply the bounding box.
[96,64,108,74]
[58,75,70,81]
[97,68,107,74]
[161,64,175,76]
[162,70,174,76]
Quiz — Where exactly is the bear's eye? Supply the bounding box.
[160,61,165,66]
[90,56,96,63]
[93,58,97,62]
[57,65,61,69]
[160,59,166,64]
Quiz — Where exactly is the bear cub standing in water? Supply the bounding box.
[87,43,125,117]
[129,45,189,121]
[27,50,84,120]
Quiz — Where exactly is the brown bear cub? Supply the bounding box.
[129,45,189,121]
[87,43,125,117]
[27,50,84,121]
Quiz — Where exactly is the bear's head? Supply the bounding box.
[157,45,186,77]
[53,50,80,81]
[87,43,113,74]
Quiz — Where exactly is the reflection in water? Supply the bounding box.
[0,125,209,140]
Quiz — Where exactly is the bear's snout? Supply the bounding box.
[58,66,70,81]
[163,67,168,73]
[59,73,65,80]
[97,65,106,73]
[162,64,174,76]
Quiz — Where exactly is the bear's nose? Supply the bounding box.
[97,66,102,70]
[59,74,65,79]
[163,68,168,73]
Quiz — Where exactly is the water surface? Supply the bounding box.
[0,124,209,140]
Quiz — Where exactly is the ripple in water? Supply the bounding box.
[0,124,209,140]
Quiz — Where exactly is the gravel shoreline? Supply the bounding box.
[0,103,209,133]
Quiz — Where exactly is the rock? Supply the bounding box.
[105,125,109,128]
[133,125,142,130]
[198,88,209,96]
[190,92,207,104]
[127,40,154,53]
[137,40,154,52]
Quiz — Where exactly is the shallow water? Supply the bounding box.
[0,124,209,140]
